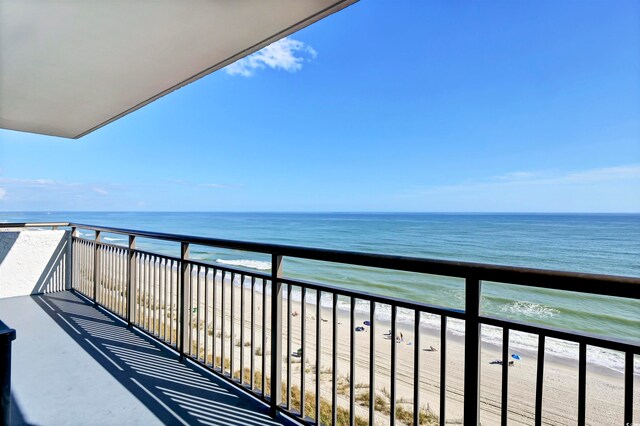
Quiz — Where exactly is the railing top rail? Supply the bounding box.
[0,222,70,228]
[65,222,640,299]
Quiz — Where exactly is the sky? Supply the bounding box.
[0,1,639,212]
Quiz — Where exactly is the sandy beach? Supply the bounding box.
[88,261,640,426]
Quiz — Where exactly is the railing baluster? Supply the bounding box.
[369,300,375,425]
[70,227,76,289]
[179,243,190,361]
[287,283,292,409]
[93,231,100,305]
[127,237,135,327]
[301,286,306,419]
[149,255,154,332]
[107,246,111,307]
[114,247,119,314]
[578,342,586,426]
[116,247,120,314]
[250,276,255,389]
[391,304,397,426]
[82,239,86,291]
[464,277,481,426]
[155,255,160,335]
[74,238,78,291]
[624,351,633,425]
[164,257,169,341]
[221,270,226,373]
[350,297,355,426]
[79,239,83,292]
[111,247,115,312]
[332,292,337,426]
[240,274,245,384]
[116,248,121,314]
[413,310,421,426]
[92,240,96,299]
[117,248,121,312]
[231,272,236,379]
[78,239,82,292]
[440,315,447,426]
[315,289,321,424]
[115,248,118,312]
[121,249,125,315]
[262,277,267,397]
[501,327,510,426]
[535,334,545,426]
[270,254,283,414]
[134,253,139,326]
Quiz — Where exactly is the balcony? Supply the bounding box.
[0,222,638,426]
[1,291,293,426]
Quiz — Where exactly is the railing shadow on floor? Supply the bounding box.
[31,291,292,426]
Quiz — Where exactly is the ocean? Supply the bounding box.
[2,212,638,373]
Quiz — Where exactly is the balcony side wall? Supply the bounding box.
[0,230,70,298]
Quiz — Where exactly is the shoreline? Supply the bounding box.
[167,273,639,425]
[89,253,639,425]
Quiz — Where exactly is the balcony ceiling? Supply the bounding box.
[0,1,355,139]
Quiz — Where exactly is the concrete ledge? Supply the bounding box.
[0,229,70,298]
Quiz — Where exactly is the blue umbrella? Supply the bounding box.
[511,354,521,360]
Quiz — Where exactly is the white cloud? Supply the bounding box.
[420,165,640,194]
[0,188,6,200]
[488,165,640,187]
[225,37,317,77]
[0,177,56,186]
[168,180,238,189]
[92,187,109,195]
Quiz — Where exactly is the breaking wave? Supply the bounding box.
[216,259,271,271]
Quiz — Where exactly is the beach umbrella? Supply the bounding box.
[363,320,371,326]
[511,354,521,360]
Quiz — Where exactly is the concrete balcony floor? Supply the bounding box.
[0,291,295,426]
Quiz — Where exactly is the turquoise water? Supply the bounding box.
[2,212,638,372]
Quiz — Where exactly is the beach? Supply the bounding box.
[159,272,639,426]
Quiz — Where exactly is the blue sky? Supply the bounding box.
[1,0,638,212]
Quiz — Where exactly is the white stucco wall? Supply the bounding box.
[0,229,70,298]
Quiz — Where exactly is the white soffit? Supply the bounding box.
[0,0,356,139]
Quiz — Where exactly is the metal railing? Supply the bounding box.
[3,222,639,425]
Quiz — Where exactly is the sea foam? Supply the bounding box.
[216,259,271,271]
[499,301,559,319]
[103,237,125,242]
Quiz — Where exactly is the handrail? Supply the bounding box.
[0,222,69,229]
[66,222,640,298]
